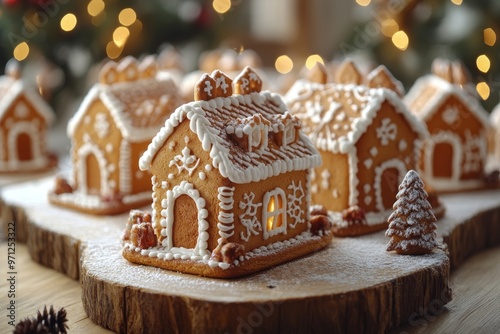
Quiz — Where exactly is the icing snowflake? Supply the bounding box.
[94,113,110,139]
[442,106,460,125]
[376,118,397,146]
[169,146,200,176]
[239,192,263,241]
[287,181,305,228]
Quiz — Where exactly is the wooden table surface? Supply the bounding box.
[1,242,499,334]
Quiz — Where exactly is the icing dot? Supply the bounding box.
[199,172,206,180]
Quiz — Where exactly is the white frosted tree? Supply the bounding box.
[386,170,438,255]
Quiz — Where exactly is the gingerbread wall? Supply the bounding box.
[150,120,311,254]
[423,95,487,181]
[0,94,48,166]
[355,101,420,213]
[72,98,122,195]
[311,152,349,212]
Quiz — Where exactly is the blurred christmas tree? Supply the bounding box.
[343,0,500,111]
[0,0,217,105]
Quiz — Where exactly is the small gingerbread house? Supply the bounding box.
[285,73,428,236]
[405,60,490,192]
[122,67,332,278]
[49,56,183,215]
[0,61,55,173]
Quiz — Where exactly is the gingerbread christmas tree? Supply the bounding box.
[386,170,438,255]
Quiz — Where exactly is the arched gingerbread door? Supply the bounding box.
[380,167,401,210]
[433,142,454,178]
[16,132,33,161]
[86,153,101,195]
[172,194,198,249]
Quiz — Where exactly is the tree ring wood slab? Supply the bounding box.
[82,235,451,334]
[2,177,500,332]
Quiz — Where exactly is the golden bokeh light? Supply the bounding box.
[106,41,123,60]
[392,30,409,51]
[476,54,491,73]
[484,28,496,46]
[13,42,29,61]
[60,13,77,32]
[381,19,399,37]
[476,82,490,100]
[275,55,293,74]
[213,0,231,14]
[356,0,371,6]
[305,54,324,70]
[451,0,463,5]
[113,26,130,48]
[119,8,137,26]
[87,0,105,17]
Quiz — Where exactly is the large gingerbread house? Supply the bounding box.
[285,73,429,236]
[49,56,183,214]
[122,67,333,278]
[0,61,56,173]
[405,60,490,192]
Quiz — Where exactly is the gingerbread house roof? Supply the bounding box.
[0,75,54,124]
[139,91,321,184]
[67,77,182,142]
[404,75,490,128]
[285,80,428,154]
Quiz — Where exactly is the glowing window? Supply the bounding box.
[262,188,287,239]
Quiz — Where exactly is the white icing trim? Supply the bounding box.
[287,180,305,228]
[217,186,235,241]
[239,192,263,242]
[373,159,407,212]
[119,140,131,194]
[7,122,44,169]
[139,91,321,184]
[0,77,54,124]
[423,131,461,183]
[405,75,490,129]
[67,78,179,142]
[285,81,429,154]
[348,148,359,206]
[76,141,110,196]
[161,181,210,257]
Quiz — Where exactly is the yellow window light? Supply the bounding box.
[213,0,231,14]
[87,0,105,17]
[476,82,490,100]
[476,54,490,73]
[392,30,409,51]
[61,13,77,32]
[356,0,371,6]
[13,42,29,61]
[484,28,496,46]
[381,19,399,37]
[119,8,137,27]
[113,26,130,48]
[106,41,123,60]
[275,55,293,74]
[305,54,324,70]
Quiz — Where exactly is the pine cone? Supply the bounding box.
[14,305,68,334]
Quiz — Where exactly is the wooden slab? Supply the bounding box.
[2,177,500,333]
[82,235,450,334]
[0,177,131,279]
